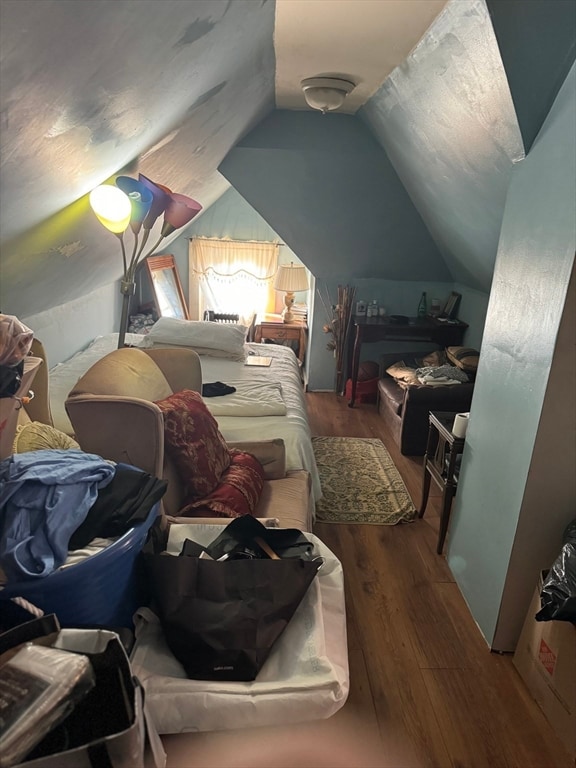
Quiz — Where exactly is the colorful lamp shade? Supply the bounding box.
[161,193,203,237]
[89,185,132,234]
[115,176,153,234]
[89,174,202,350]
[138,174,172,230]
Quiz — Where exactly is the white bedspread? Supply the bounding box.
[48,334,321,504]
[204,381,287,417]
[195,343,320,503]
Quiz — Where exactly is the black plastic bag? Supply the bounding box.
[203,514,315,561]
[535,518,576,622]
[143,516,322,681]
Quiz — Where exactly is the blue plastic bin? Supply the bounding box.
[0,501,159,628]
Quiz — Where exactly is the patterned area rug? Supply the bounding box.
[312,436,417,524]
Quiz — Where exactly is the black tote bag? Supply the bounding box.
[143,521,321,681]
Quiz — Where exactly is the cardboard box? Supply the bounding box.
[513,572,576,761]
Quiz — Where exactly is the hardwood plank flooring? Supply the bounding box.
[307,393,573,768]
[163,393,573,767]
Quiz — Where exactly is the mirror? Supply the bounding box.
[145,255,189,320]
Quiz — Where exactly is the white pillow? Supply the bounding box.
[142,318,248,358]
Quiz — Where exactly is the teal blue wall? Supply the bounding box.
[361,0,524,295]
[136,186,308,312]
[448,63,576,649]
[177,186,305,277]
[310,278,488,391]
[486,0,576,152]
[219,111,449,283]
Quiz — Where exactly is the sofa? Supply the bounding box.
[64,346,313,531]
[377,347,478,456]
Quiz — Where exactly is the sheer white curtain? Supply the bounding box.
[189,237,279,323]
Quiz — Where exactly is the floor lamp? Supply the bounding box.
[89,175,201,348]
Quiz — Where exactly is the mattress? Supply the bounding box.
[49,333,321,504]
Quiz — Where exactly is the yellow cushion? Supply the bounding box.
[13,421,80,453]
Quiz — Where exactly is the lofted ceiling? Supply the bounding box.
[0,0,447,245]
[1,0,573,321]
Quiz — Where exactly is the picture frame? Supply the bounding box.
[441,291,461,320]
[145,255,189,320]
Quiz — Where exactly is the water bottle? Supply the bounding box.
[417,292,427,318]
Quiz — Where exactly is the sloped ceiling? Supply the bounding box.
[485,0,576,153]
[1,0,574,318]
[0,0,276,316]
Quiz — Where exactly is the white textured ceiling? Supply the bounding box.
[275,0,448,112]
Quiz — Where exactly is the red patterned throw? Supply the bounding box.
[155,389,264,518]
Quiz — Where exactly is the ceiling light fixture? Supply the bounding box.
[301,77,356,114]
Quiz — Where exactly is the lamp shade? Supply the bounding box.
[89,185,132,234]
[138,174,172,230]
[115,176,153,234]
[274,263,309,293]
[161,193,203,237]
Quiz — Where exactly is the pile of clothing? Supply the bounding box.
[415,363,471,387]
[0,449,166,584]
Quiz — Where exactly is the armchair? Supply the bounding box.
[65,347,312,530]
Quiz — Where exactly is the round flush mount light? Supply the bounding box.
[301,77,356,114]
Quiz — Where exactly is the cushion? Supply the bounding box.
[178,450,265,518]
[416,349,447,368]
[446,346,480,372]
[142,318,248,360]
[13,421,80,453]
[155,390,231,500]
[386,362,421,388]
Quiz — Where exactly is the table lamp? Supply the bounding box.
[273,263,308,323]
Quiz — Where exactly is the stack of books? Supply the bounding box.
[291,303,308,323]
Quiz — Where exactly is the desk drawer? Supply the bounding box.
[261,326,300,341]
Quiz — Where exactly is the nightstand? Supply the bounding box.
[254,318,307,363]
[418,411,465,554]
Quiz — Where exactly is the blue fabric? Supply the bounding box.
[0,449,115,581]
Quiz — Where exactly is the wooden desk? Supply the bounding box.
[254,318,307,363]
[347,316,468,406]
[418,411,465,554]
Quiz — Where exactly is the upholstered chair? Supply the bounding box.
[65,347,312,530]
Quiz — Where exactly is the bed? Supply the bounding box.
[48,331,321,504]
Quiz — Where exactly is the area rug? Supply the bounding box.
[312,436,417,524]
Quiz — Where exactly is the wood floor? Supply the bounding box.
[163,393,573,768]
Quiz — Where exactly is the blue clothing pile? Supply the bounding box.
[0,449,115,581]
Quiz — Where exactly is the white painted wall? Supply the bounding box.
[22,283,120,366]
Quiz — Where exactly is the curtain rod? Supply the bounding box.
[189,235,285,246]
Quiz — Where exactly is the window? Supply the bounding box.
[189,237,279,323]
